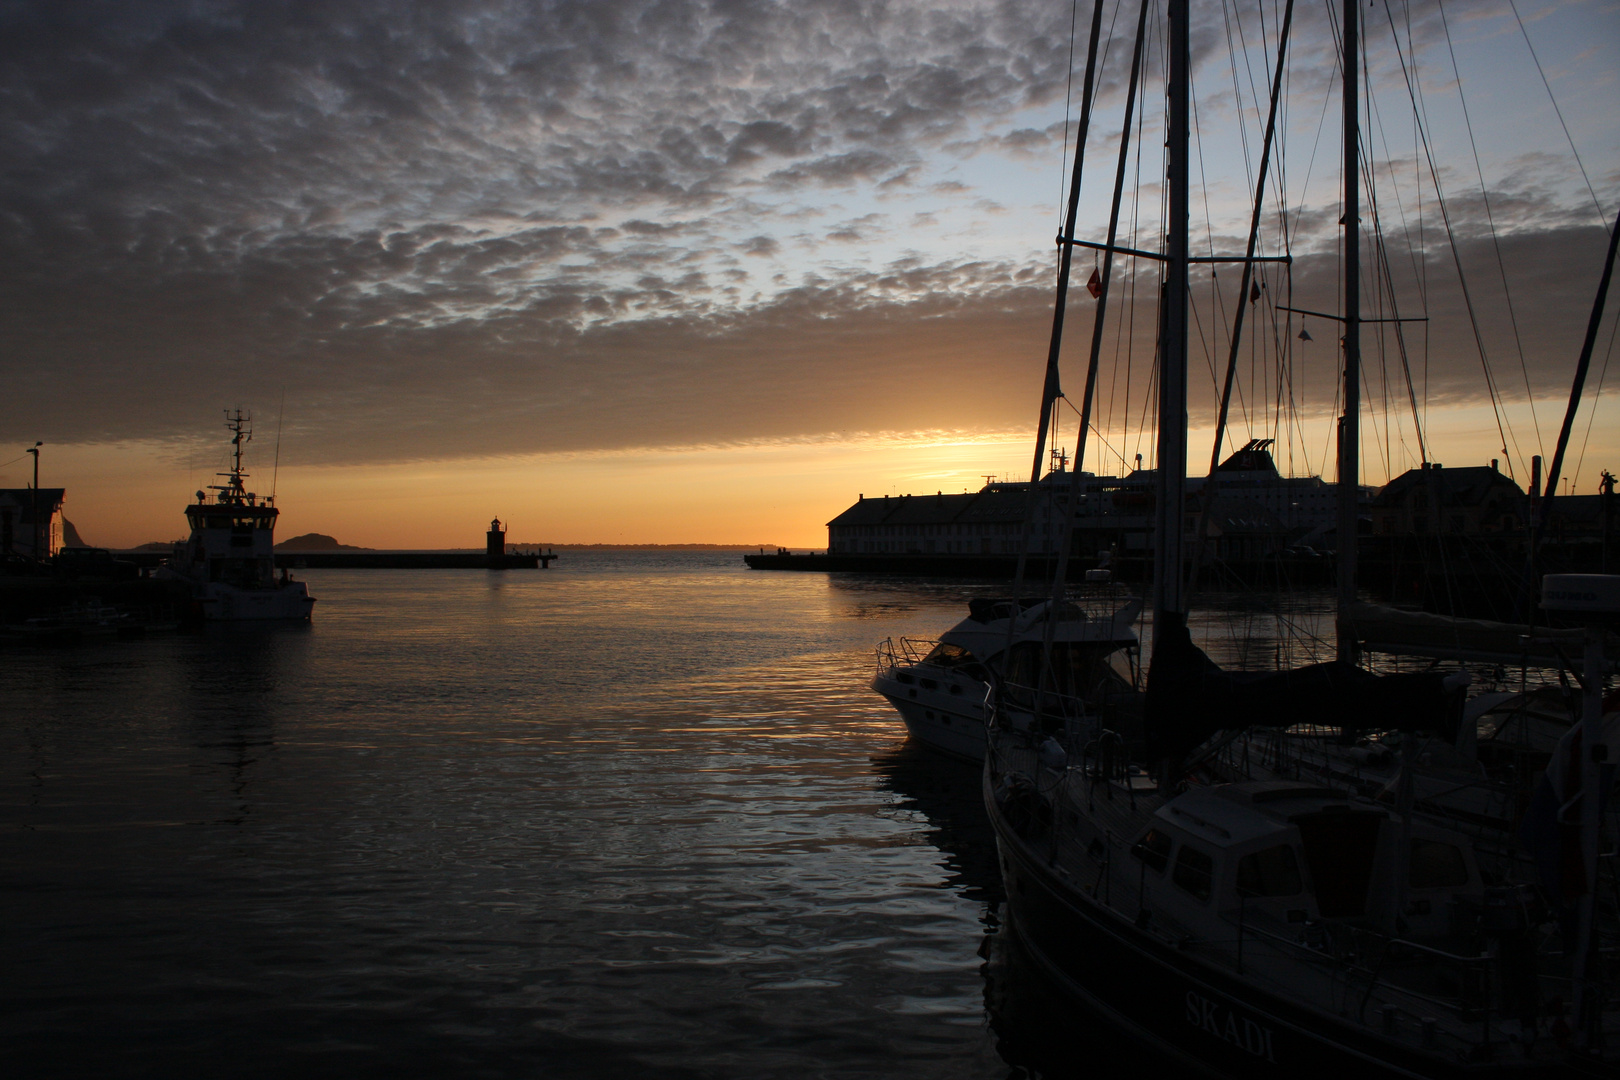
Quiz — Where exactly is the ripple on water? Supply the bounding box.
[1,555,1009,1079]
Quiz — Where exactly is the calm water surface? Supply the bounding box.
[1,552,1336,1078]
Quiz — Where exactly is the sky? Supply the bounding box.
[2,0,1616,548]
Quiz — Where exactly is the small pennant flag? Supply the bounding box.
[1086,267,1102,299]
[1298,327,1313,342]
[1250,281,1262,304]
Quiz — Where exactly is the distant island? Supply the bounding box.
[275,533,371,551]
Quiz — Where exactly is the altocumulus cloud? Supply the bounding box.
[0,0,1613,466]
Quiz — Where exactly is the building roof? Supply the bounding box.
[825,487,1032,528]
[0,488,64,519]
[1372,465,1523,508]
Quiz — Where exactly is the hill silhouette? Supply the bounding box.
[274,533,369,551]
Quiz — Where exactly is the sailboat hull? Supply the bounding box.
[982,768,1567,1080]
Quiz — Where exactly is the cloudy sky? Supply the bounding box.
[2,0,1616,547]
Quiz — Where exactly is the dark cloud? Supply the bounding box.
[0,0,1612,472]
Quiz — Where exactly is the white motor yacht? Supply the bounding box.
[872,594,1140,761]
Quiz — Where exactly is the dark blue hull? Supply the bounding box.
[982,768,1566,1079]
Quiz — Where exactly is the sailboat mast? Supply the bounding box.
[1336,0,1361,664]
[1152,0,1191,651]
[1029,0,1107,486]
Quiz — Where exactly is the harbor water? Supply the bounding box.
[1,552,1335,1078]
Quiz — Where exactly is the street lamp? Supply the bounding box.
[25,442,41,559]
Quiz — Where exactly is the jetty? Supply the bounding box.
[116,518,556,570]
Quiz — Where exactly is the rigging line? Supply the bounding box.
[1219,0,1257,196]
[1570,307,1619,491]
[1282,60,1336,272]
[1073,0,1152,483]
[1361,35,1428,463]
[1188,83,1231,417]
[1402,0,1430,446]
[1539,211,1620,516]
[1507,0,1607,224]
[1057,0,1081,234]
[1122,54,1151,468]
[1377,1,1522,478]
[1364,26,1429,313]
[1437,0,1544,456]
[1231,0,1271,163]
[1060,396,1138,472]
[272,390,286,501]
[1207,0,1294,487]
[1084,0,1130,469]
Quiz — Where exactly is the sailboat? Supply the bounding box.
[982,1,1617,1074]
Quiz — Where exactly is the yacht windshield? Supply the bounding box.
[922,642,976,667]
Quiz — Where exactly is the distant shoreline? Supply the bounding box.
[532,543,809,551]
[117,542,822,554]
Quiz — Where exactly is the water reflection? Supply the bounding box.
[183,623,308,825]
[870,744,1002,908]
[982,917,1186,1078]
[0,556,1360,1078]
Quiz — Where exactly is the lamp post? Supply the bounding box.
[25,442,41,559]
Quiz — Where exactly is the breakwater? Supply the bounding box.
[109,550,556,570]
[275,551,553,569]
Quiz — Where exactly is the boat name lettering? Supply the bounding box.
[1185,991,1276,1062]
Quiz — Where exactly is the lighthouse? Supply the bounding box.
[486,517,506,559]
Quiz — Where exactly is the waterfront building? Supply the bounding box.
[825,440,1353,562]
[1370,461,1526,536]
[0,487,64,560]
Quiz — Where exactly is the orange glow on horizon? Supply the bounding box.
[11,402,1615,552]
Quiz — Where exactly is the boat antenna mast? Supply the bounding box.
[210,408,252,505]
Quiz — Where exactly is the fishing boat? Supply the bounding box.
[982,0,1617,1073]
[158,410,316,622]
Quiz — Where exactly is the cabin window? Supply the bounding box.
[1172,845,1214,902]
[1236,845,1303,897]
[1130,828,1172,874]
[1410,840,1468,889]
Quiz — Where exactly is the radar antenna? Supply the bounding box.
[209,408,253,505]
